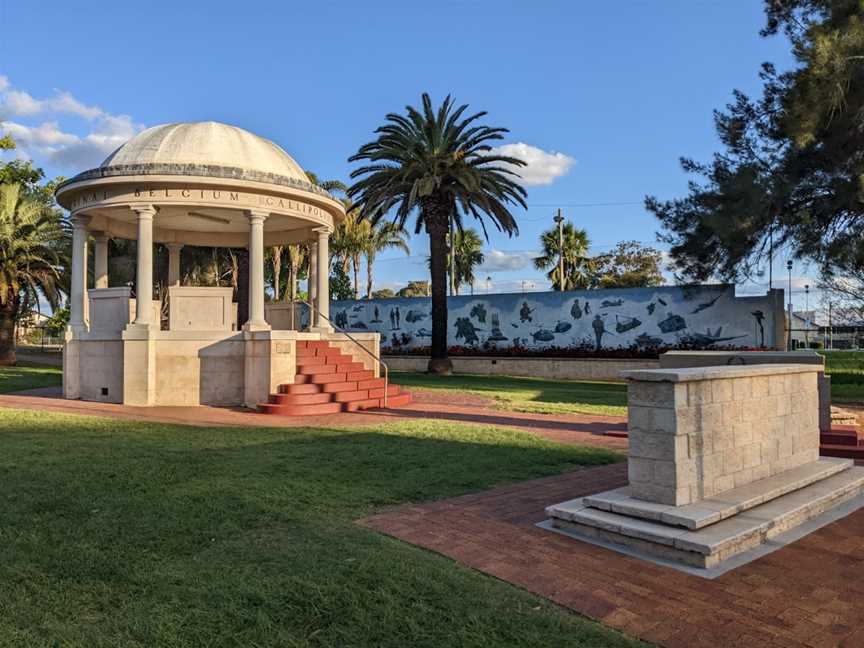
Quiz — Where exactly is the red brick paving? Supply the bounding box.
[362,463,864,648]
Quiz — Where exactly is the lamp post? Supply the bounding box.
[553,209,565,291]
[787,260,793,350]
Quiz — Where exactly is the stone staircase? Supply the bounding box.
[258,340,412,415]
[820,424,864,463]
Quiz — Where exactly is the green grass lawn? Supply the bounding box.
[0,363,62,393]
[393,371,628,417]
[0,408,638,648]
[822,351,864,404]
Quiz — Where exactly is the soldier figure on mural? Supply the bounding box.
[592,314,607,351]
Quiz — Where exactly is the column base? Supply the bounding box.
[242,321,272,333]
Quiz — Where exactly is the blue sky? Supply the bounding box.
[1,1,816,306]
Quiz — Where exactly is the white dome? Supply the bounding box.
[100,121,308,182]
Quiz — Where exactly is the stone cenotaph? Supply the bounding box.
[546,364,864,569]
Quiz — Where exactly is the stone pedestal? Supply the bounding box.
[546,364,864,569]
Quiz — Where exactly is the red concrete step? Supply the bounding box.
[295,346,319,358]
[278,383,321,395]
[257,401,343,416]
[357,378,386,390]
[322,353,353,364]
[333,389,371,403]
[343,392,413,411]
[269,392,333,406]
[820,430,861,447]
[368,385,402,398]
[335,362,365,374]
[303,340,331,350]
[297,363,337,375]
[309,372,351,385]
[820,444,864,460]
[346,370,374,382]
[322,381,359,393]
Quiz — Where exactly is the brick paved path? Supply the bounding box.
[363,463,864,648]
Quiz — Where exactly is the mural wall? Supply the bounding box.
[321,285,784,353]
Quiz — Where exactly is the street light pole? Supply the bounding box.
[787,260,793,350]
[554,209,565,291]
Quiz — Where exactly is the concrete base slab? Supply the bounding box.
[538,491,864,579]
[578,458,852,529]
[546,466,864,569]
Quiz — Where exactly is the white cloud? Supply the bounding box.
[479,248,538,272]
[0,76,144,169]
[3,90,42,117]
[487,142,575,186]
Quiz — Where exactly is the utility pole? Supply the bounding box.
[804,284,810,346]
[828,301,833,350]
[787,259,793,350]
[554,208,565,291]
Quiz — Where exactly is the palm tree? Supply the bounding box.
[533,221,596,290]
[451,228,484,295]
[363,221,409,298]
[0,182,66,365]
[330,209,366,296]
[348,94,526,373]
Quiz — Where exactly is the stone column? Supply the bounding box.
[93,233,109,289]
[245,209,270,330]
[308,238,318,318]
[167,243,183,286]
[132,205,156,328]
[68,215,89,331]
[315,227,331,329]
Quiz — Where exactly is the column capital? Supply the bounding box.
[71,214,91,230]
[132,204,157,219]
[313,226,332,237]
[245,209,269,223]
[165,242,184,251]
[91,230,109,243]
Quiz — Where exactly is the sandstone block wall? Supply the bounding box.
[623,365,821,506]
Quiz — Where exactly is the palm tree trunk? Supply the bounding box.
[0,298,19,366]
[236,248,249,328]
[352,255,360,300]
[424,200,452,374]
[366,252,374,299]
[272,246,282,302]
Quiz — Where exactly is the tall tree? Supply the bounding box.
[593,241,664,288]
[0,183,67,364]
[533,221,595,290]
[647,1,864,281]
[450,228,484,295]
[348,93,526,373]
[363,221,409,299]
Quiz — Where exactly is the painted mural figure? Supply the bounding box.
[334,310,349,329]
[395,306,401,329]
[487,313,508,342]
[554,321,572,333]
[657,297,667,306]
[470,303,487,323]
[680,327,746,346]
[601,298,623,308]
[454,317,482,345]
[615,315,641,333]
[584,301,591,315]
[570,299,583,319]
[752,310,766,347]
[519,302,534,323]
[658,313,687,333]
[691,294,722,314]
[647,302,656,315]
[592,315,608,350]
[389,309,396,330]
[405,309,427,323]
[371,306,382,323]
[531,328,555,343]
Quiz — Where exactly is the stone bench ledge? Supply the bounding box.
[620,363,822,383]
